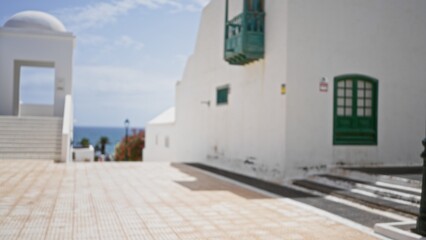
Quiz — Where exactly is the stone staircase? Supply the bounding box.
[0,116,63,161]
[293,167,422,218]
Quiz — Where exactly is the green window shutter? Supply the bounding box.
[333,74,378,145]
[217,87,230,105]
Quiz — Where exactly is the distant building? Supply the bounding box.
[145,0,426,182]
[144,107,176,162]
[0,11,75,162]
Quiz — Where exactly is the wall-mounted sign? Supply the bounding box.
[320,77,328,92]
[320,82,328,92]
[281,84,286,95]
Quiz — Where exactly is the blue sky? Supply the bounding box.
[1,0,209,127]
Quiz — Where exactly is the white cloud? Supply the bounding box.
[115,35,144,51]
[193,0,210,7]
[73,64,176,126]
[77,34,107,46]
[56,0,209,31]
[51,0,210,126]
[182,4,200,12]
[74,65,174,94]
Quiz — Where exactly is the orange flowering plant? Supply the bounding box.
[115,129,145,161]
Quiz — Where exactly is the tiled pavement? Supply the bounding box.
[0,160,380,240]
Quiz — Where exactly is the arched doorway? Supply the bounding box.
[333,74,379,145]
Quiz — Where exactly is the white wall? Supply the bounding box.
[0,28,75,117]
[20,104,53,117]
[227,0,243,20]
[175,0,289,183]
[152,0,426,182]
[73,146,94,162]
[285,0,426,178]
[144,123,176,162]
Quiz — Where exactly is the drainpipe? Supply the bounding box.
[224,0,229,60]
[225,0,229,38]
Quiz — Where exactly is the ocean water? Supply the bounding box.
[73,126,134,156]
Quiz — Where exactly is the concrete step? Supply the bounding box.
[0,120,62,124]
[0,116,62,121]
[0,142,61,150]
[293,178,419,217]
[0,118,62,123]
[0,137,61,143]
[0,147,61,153]
[0,125,62,130]
[0,153,61,160]
[0,116,63,161]
[312,174,420,204]
[0,140,61,146]
[0,128,62,137]
[0,124,62,128]
[0,147,61,155]
[0,122,62,127]
[320,174,421,195]
[0,123,62,131]
[0,140,62,146]
[0,137,62,142]
[0,122,62,126]
[330,167,422,189]
[0,132,62,137]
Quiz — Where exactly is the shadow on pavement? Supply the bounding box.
[171,163,272,200]
[179,162,396,228]
[179,162,316,199]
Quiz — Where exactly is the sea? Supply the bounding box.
[73,126,141,156]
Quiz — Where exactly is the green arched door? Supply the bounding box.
[333,74,378,145]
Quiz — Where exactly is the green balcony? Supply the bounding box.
[224,0,265,65]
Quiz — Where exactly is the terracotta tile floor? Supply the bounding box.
[0,161,379,240]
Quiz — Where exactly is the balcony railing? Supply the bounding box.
[224,10,265,65]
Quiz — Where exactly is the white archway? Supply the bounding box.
[0,11,76,162]
[0,11,75,117]
[14,60,56,116]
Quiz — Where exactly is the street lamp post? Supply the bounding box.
[124,119,129,160]
[416,137,426,236]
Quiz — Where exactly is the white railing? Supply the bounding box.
[60,95,73,163]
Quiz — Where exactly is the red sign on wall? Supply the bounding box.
[320,82,328,92]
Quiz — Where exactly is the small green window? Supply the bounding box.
[217,86,230,105]
[333,74,378,145]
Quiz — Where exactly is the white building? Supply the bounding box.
[73,146,95,162]
[145,0,426,183]
[144,107,176,162]
[0,11,75,162]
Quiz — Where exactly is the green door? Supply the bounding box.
[333,75,378,145]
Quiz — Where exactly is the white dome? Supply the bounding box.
[3,11,66,32]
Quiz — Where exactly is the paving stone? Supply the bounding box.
[0,160,379,239]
